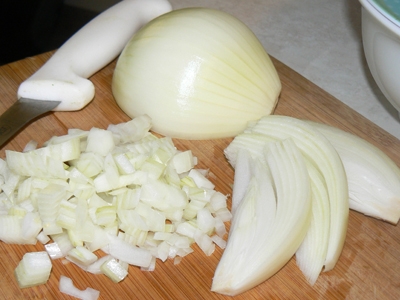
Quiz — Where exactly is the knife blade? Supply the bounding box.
[0,99,61,146]
[0,0,172,148]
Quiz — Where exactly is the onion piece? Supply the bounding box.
[6,150,68,179]
[100,257,128,283]
[86,128,115,157]
[21,212,42,242]
[50,230,74,257]
[59,275,100,300]
[230,149,254,215]
[105,234,153,268]
[0,215,34,244]
[295,161,330,285]
[66,246,98,267]
[86,255,112,274]
[6,137,80,179]
[14,251,52,288]
[308,121,400,224]
[107,114,152,144]
[212,139,311,296]
[37,184,67,235]
[23,140,38,152]
[45,242,64,260]
[112,8,281,140]
[172,150,196,174]
[37,231,51,244]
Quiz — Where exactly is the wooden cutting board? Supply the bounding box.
[0,52,399,300]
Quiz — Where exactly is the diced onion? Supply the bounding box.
[59,275,100,300]
[0,115,230,292]
[100,257,128,283]
[14,251,52,288]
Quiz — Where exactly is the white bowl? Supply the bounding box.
[359,0,400,113]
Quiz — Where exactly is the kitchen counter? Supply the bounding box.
[167,0,400,139]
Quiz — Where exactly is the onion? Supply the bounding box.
[296,161,330,286]
[67,246,98,267]
[225,115,349,272]
[0,115,230,291]
[14,251,52,288]
[221,115,351,291]
[59,275,100,300]
[100,257,129,283]
[212,139,311,295]
[307,121,400,224]
[222,115,400,290]
[112,8,281,139]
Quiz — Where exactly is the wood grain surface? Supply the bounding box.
[0,52,399,300]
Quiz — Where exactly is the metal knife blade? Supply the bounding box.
[0,98,61,147]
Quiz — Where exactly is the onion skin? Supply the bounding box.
[112,8,281,140]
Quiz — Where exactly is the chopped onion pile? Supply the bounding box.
[0,115,231,292]
[112,7,281,140]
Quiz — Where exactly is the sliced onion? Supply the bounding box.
[229,115,349,272]
[295,161,330,285]
[212,139,311,296]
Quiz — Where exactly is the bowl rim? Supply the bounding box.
[360,0,400,36]
[370,0,400,23]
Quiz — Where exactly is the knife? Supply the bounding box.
[0,0,172,147]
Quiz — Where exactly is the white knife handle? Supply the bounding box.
[17,0,172,111]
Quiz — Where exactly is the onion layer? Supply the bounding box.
[212,139,311,296]
[307,121,400,224]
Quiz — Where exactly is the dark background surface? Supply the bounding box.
[0,0,99,66]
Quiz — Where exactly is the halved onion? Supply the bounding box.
[112,8,281,139]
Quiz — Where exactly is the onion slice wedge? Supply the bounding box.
[212,139,311,296]
[241,115,348,271]
[308,121,400,224]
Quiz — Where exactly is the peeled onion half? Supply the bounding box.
[112,8,281,139]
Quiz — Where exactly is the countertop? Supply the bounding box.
[167,0,400,139]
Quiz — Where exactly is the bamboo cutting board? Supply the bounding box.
[0,52,399,300]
